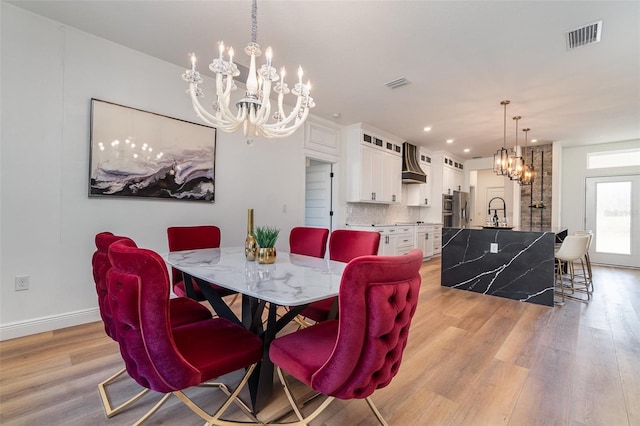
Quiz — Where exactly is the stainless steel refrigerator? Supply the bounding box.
[452,190,470,227]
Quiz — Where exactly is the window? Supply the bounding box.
[587,148,640,169]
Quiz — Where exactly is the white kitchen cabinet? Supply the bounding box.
[442,156,464,195]
[379,226,414,256]
[407,161,432,207]
[415,225,434,258]
[347,225,413,256]
[384,152,403,204]
[432,224,443,255]
[346,123,403,204]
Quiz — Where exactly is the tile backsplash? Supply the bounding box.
[346,186,422,225]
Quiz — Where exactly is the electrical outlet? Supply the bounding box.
[490,243,498,254]
[15,275,30,291]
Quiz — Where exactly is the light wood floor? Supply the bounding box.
[1,260,638,425]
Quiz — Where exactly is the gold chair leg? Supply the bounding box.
[132,393,172,426]
[293,315,311,329]
[172,364,262,426]
[201,381,256,421]
[97,366,150,418]
[275,366,383,426]
[227,293,239,306]
[365,397,388,426]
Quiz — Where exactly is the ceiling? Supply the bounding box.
[8,1,640,158]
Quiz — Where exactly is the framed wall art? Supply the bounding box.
[89,98,216,202]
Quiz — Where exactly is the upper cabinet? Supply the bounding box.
[407,150,433,207]
[346,123,402,204]
[442,155,465,195]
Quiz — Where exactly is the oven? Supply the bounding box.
[442,194,453,227]
[443,194,453,212]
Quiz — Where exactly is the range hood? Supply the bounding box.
[402,142,427,184]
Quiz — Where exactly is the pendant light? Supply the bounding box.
[508,116,524,181]
[493,100,510,176]
[520,128,535,186]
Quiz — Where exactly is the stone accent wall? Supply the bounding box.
[520,144,553,229]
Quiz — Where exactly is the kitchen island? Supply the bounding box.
[441,227,567,307]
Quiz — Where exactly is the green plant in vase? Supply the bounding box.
[254,225,280,264]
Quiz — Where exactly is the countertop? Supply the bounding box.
[347,222,441,227]
[464,226,568,233]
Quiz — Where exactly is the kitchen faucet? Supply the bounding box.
[488,197,507,227]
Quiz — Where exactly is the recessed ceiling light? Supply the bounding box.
[446,139,454,144]
[332,113,341,119]
[531,139,538,143]
[423,126,432,132]
[463,148,470,153]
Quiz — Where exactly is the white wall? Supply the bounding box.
[561,139,640,234]
[0,4,308,339]
[465,157,520,226]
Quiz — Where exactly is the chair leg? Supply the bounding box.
[97,366,150,418]
[227,293,239,306]
[132,393,172,426]
[275,366,383,426]
[201,381,256,421]
[554,259,565,305]
[560,259,590,303]
[172,364,262,426]
[584,252,594,292]
[276,366,307,423]
[365,397,388,426]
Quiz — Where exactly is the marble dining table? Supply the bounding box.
[160,246,346,411]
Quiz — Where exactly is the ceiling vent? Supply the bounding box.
[385,77,410,89]
[565,20,602,50]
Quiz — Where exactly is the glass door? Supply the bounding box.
[585,175,640,267]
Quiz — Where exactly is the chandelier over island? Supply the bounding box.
[508,115,523,181]
[493,100,511,176]
[520,128,535,186]
[493,100,536,185]
[182,0,314,141]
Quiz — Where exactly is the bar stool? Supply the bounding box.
[554,234,591,304]
[574,230,594,294]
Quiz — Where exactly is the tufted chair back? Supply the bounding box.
[167,225,221,288]
[92,232,137,340]
[289,227,329,258]
[329,229,380,263]
[312,249,422,399]
[107,240,200,393]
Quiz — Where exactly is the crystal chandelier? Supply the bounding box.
[493,100,510,176]
[519,128,535,185]
[182,0,314,141]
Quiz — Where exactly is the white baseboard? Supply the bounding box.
[0,308,101,341]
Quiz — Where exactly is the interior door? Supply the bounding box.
[305,160,334,231]
[585,175,640,267]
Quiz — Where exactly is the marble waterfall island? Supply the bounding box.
[441,228,556,307]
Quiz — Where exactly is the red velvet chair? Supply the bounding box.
[300,229,381,323]
[92,232,212,418]
[106,240,263,425]
[289,226,329,258]
[270,249,423,425]
[167,225,237,302]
